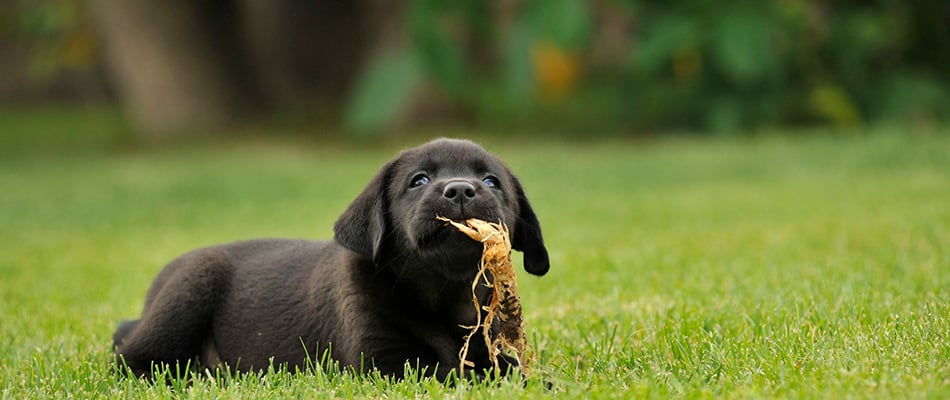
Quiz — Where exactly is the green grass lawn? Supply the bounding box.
[1,120,947,398]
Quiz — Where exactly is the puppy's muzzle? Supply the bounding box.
[443,181,476,206]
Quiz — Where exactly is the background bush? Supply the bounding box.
[1,0,948,136]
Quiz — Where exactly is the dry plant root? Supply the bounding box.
[437,216,531,379]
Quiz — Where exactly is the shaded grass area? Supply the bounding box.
[0,107,135,157]
[0,120,947,398]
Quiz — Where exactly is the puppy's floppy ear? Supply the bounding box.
[334,161,394,264]
[510,176,549,276]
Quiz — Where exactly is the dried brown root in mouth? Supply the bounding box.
[436,216,531,379]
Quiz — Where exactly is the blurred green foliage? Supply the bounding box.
[348,0,949,135]
[624,0,949,132]
[1,0,96,80]
[3,1,948,135]
[344,48,424,138]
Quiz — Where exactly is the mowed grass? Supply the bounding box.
[0,123,947,398]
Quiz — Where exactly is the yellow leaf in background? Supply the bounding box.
[531,41,581,100]
[672,47,702,84]
[809,85,862,128]
[62,30,98,70]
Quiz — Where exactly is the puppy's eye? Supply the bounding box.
[410,173,430,188]
[482,176,500,189]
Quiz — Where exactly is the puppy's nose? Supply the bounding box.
[443,181,476,206]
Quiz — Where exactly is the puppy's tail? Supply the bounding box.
[112,319,139,349]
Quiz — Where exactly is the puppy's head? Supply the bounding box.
[334,138,549,280]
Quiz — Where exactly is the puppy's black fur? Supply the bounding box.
[112,139,549,380]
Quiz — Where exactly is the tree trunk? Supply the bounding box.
[236,0,365,110]
[90,0,250,137]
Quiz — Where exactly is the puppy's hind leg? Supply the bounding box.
[114,250,232,378]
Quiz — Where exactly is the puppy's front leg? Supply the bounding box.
[353,344,465,382]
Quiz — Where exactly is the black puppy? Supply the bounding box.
[112,138,549,380]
